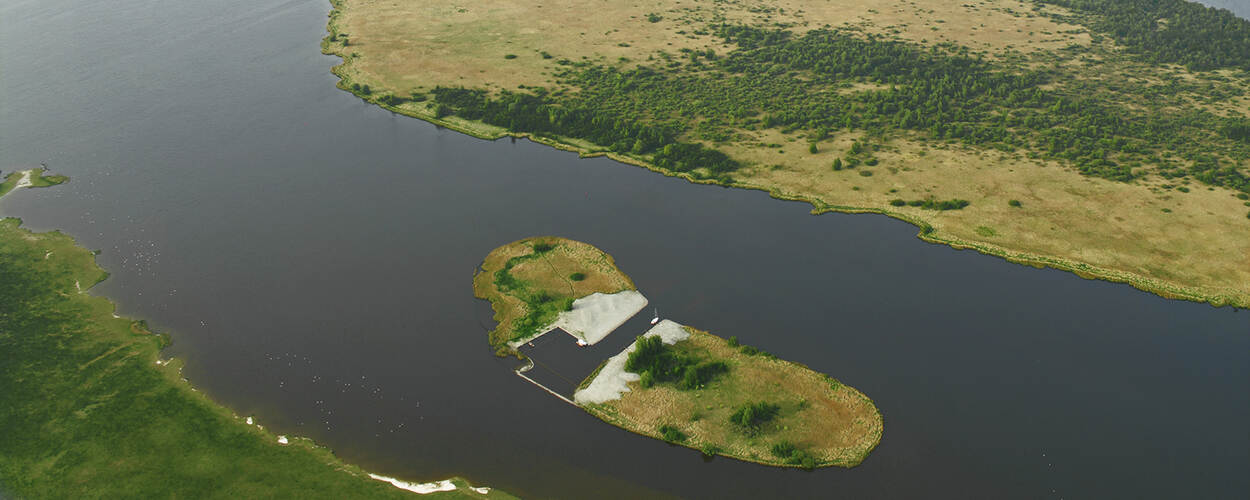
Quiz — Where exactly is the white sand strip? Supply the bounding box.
[14,171,32,190]
[508,290,647,348]
[573,320,689,404]
[368,474,457,494]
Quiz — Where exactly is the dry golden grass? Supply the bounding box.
[332,0,1250,307]
[584,328,882,468]
[473,236,635,351]
[729,130,1250,303]
[331,0,1087,94]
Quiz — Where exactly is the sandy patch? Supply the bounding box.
[573,320,688,404]
[549,290,647,345]
[368,474,457,494]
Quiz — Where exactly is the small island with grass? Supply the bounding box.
[0,166,68,198]
[474,237,882,468]
[473,236,647,354]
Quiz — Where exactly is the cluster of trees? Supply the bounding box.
[427,23,1248,192]
[889,198,971,210]
[625,336,728,390]
[565,25,1248,189]
[430,87,739,182]
[1037,0,1250,71]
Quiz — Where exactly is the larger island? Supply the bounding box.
[326,0,1250,308]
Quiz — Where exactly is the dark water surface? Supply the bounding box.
[2,1,1247,498]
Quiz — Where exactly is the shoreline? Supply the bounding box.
[321,0,1245,310]
[0,173,505,498]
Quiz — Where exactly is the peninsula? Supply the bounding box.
[326,0,1250,308]
[0,170,507,498]
[474,237,883,467]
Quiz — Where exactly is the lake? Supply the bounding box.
[1,0,1247,498]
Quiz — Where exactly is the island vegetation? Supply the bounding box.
[473,236,636,353]
[0,173,506,499]
[325,0,1250,307]
[584,328,882,468]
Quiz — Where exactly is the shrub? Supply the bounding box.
[727,336,739,347]
[658,425,687,443]
[770,441,797,458]
[1237,193,1249,200]
[739,345,759,356]
[639,370,655,388]
[890,199,906,206]
[858,170,873,177]
[569,272,586,281]
[864,157,878,166]
[832,158,843,170]
[701,443,721,457]
[647,13,663,23]
[678,361,728,390]
[540,51,553,59]
[533,242,554,253]
[503,54,518,59]
[1008,199,1022,207]
[808,143,818,154]
[729,402,781,434]
[770,441,816,468]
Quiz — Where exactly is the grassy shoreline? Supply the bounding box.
[0,176,506,498]
[321,1,1246,309]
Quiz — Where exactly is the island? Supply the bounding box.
[474,237,883,468]
[0,169,507,498]
[326,0,1250,308]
